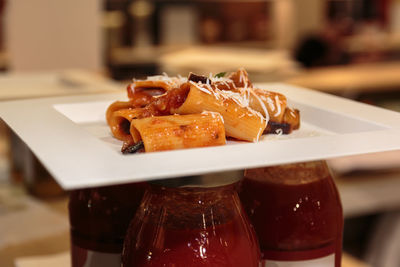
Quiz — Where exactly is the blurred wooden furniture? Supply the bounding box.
[111,45,400,95]
[336,167,400,218]
[0,51,7,70]
[0,69,122,101]
[285,62,400,94]
[0,187,69,267]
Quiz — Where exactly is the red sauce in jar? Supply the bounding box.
[125,218,259,267]
[69,182,146,267]
[122,183,260,267]
[240,163,343,267]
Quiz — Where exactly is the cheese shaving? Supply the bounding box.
[274,95,282,118]
[139,74,187,88]
[191,81,267,126]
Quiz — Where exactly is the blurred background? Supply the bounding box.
[0,0,400,267]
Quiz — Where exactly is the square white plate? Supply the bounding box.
[1,83,400,189]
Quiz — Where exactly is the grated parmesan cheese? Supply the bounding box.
[137,74,187,88]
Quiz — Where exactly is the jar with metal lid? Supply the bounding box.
[122,172,260,267]
[240,161,343,267]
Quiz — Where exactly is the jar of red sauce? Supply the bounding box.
[240,161,343,267]
[69,182,146,267]
[122,173,260,267]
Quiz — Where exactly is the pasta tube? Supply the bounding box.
[106,101,135,125]
[127,76,186,99]
[130,112,226,152]
[264,108,300,134]
[282,107,300,130]
[108,108,146,142]
[173,83,267,142]
[228,68,252,88]
[250,89,287,122]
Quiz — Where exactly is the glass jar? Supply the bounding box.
[240,161,343,267]
[122,174,260,267]
[69,182,146,267]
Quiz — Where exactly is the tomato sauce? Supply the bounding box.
[69,182,146,267]
[151,83,190,114]
[240,163,343,267]
[122,182,260,267]
[124,218,259,267]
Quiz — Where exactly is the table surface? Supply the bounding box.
[285,62,400,93]
[0,69,123,101]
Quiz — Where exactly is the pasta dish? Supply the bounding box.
[106,68,300,153]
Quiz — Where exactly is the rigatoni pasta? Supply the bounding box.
[130,112,226,152]
[106,101,135,125]
[127,75,186,100]
[173,83,266,142]
[249,89,287,123]
[107,108,145,142]
[106,68,300,153]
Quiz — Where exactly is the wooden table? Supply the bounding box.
[0,69,122,101]
[285,62,400,94]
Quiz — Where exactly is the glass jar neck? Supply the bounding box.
[149,181,236,194]
[142,182,240,229]
[244,161,332,185]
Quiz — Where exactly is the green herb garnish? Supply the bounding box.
[214,72,226,78]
